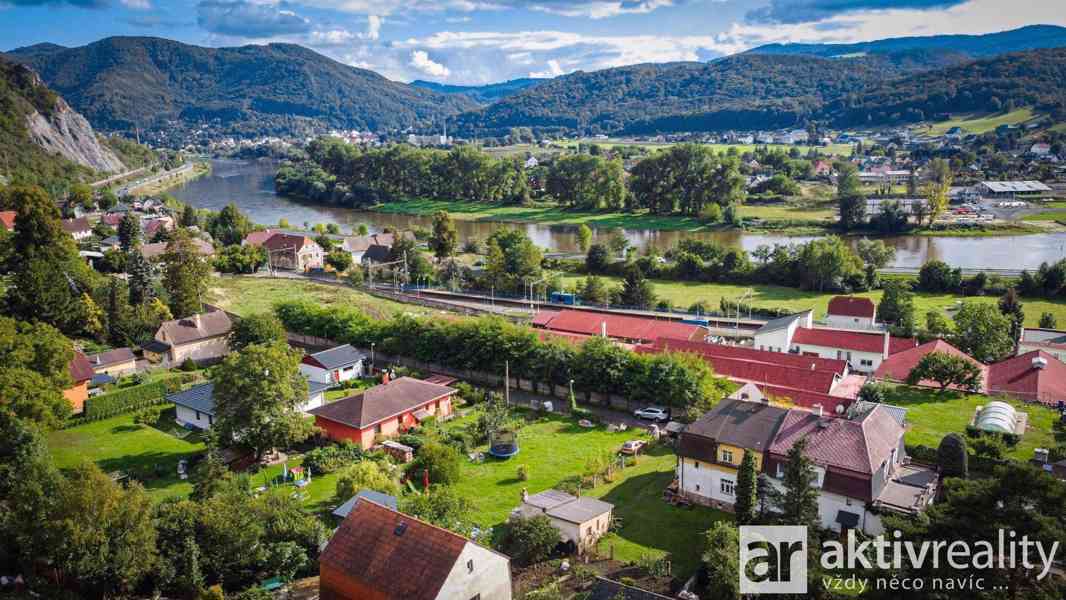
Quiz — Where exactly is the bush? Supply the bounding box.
[397,433,425,450]
[82,375,196,421]
[517,464,529,481]
[501,515,561,565]
[937,433,968,478]
[857,383,886,404]
[302,441,363,475]
[132,404,167,426]
[556,475,582,495]
[410,441,462,485]
[180,357,198,372]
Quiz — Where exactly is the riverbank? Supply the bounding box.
[127,161,211,196]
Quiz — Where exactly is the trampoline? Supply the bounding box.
[488,429,519,458]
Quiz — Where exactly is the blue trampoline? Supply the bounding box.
[488,429,519,458]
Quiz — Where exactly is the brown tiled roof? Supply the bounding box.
[141,238,215,260]
[769,405,901,476]
[319,500,468,600]
[0,211,16,230]
[680,399,789,459]
[68,351,94,383]
[61,217,91,234]
[308,376,455,429]
[827,296,876,319]
[87,347,136,369]
[262,232,315,252]
[155,310,232,347]
[243,229,278,247]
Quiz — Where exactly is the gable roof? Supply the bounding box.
[308,376,455,429]
[647,338,848,376]
[304,344,367,370]
[755,311,811,336]
[827,296,876,319]
[540,309,700,343]
[792,328,920,355]
[61,217,91,234]
[988,350,1066,405]
[768,405,902,476]
[68,351,94,384]
[681,399,788,455]
[156,310,233,347]
[262,232,317,253]
[319,500,471,600]
[546,496,613,524]
[874,339,988,391]
[243,229,278,247]
[167,383,215,416]
[141,238,215,260]
[0,211,15,230]
[87,347,136,370]
[332,490,399,519]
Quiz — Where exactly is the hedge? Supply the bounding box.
[80,373,199,421]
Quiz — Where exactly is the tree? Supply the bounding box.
[127,249,155,305]
[576,224,592,252]
[778,439,819,528]
[628,144,744,215]
[855,238,895,270]
[325,249,353,273]
[836,163,865,230]
[925,310,953,338]
[214,244,266,274]
[794,236,863,292]
[180,204,198,227]
[952,302,1014,363]
[0,315,75,389]
[69,183,93,209]
[153,498,205,597]
[917,260,961,293]
[585,243,610,274]
[411,441,461,485]
[858,382,886,403]
[501,515,560,565]
[1039,312,1058,329]
[998,288,1025,347]
[401,486,473,535]
[118,212,141,252]
[0,368,70,429]
[162,230,211,318]
[428,210,458,260]
[579,275,609,305]
[937,433,968,479]
[618,265,656,309]
[878,280,915,333]
[701,521,740,600]
[923,158,952,224]
[207,203,252,246]
[229,313,287,352]
[484,229,542,294]
[98,189,117,210]
[212,343,313,460]
[335,460,401,501]
[906,351,982,392]
[606,231,629,258]
[734,450,757,526]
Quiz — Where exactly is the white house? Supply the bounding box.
[515,489,613,555]
[300,344,368,384]
[169,383,216,430]
[825,296,879,330]
[791,328,895,374]
[753,311,813,353]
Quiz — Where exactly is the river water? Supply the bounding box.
[171,159,1066,271]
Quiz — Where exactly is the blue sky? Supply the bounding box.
[2,0,1063,84]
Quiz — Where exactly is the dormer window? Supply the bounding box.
[467,559,474,573]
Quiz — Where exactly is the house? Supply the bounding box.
[142,217,174,239]
[64,351,94,414]
[812,160,833,177]
[300,344,368,384]
[533,309,703,345]
[789,327,917,374]
[977,181,1052,200]
[874,339,987,392]
[342,232,413,263]
[515,489,613,554]
[242,229,279,247]
[86,347,137,378]
[309,377,456,449]
[753,311,812,353]
[0,210,15,231]
[675,399,789,510]
[1019,328,1066,363]
[62,217,92,241]
[146,310,233,366]
[320,499,512,600]
[331,490,399,520]
[262,232,324,271]
[1031,143,1052,157]
[169,380,333,430]
[765,405,937,535]
[140,238,215,261]
[987,350,1066,405]
[826,296,877,330]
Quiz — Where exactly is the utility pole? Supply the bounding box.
[504,360,510,406]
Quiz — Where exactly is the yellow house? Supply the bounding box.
[676,398,789,510]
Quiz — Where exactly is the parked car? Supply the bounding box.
[620,440,646,455]
[633,406,670,422]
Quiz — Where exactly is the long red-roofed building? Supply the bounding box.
[533,309,702,344]
[790,327,918,373]
[875,339,989,392]
[987,350,1066,405]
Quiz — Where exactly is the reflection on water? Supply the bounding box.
[171,159,1066,270]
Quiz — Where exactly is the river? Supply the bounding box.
[170,158,1066,271]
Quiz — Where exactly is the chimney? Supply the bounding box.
[882,331,890,359]
[812,404,823,417]
[1034,448,1050,464]
[601,321,607,338]
[1033,356,1049,370]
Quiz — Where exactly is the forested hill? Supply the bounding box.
[5,36,477,137]
[450,53,911,137]
[410,78,545,105]
[746,25,1066,60]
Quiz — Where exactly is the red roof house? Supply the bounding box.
[875,339,988,392]
[309,377,456,449]
[988,351,1066,405]
[64,351,94,414]
[827,296,876,319]
[242,229,279,247]
[534,309,701,344]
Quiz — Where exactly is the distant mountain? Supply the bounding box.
[746,25,1066,60]
[5,36,476,139]
[410,78,545,104]
[0,55,125,187]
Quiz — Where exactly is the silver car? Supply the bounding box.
[634,406,670,422]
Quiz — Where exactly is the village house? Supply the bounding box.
[675,398,788,510]
[262,232,324,271]
[754,312,917,374]
[987,351,1066,406]
[64,351,94,414]
[875,339,988,392]
[753,311,812,354]
[140,238,215,261]
[61,217,92,241]
[825,296,878,330]
[765,405,938,535]
[300,344,368,384]
[320,499,512,600]
[308,377,456,449]
[341,231,413,263]
[168,379,333,430]
[86,347,137,378]
[1018,328,1066,363]
[242,229,279,247]
[515,489,614,555]
[145,310,233,366]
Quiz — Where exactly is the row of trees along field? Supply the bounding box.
[275,137,746,217]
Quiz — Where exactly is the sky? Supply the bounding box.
[1,0,1064,85]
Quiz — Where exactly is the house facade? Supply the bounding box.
[320,499,512,600]
[825,296,878,330]
[262,232,324,271]
[87,347,137,378]
[64,351,94,414]
[148,310,233,366]
[516,489,614,555]
[753,311,812,353]
[300,344,368,384]
[309,377,456,449]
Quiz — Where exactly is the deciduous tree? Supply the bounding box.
[162,230,211,318]
[952,302,1014,363]
[428,210,458,260]
[906,351,982,392]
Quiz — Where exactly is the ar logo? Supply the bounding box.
[739,525,808,594]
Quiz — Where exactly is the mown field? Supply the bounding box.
[207,275,434,320]
[916,108,1038,136]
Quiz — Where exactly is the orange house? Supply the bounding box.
[64,351,94,414]
[309,377,456,449]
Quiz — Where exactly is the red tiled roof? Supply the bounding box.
[827,296,876,319]
[531,310,560,328]
[875,339,988,391]
[649,339,848,375]
[988,350,1066,405]
[320,500,469,600]
[889,336,921,355]
[243,229,278,247]
[542,309,700,343]
[769,405,902,476]
[309,376,455,429]
[68,351,94,383]
[792,328,888,354]
[262,232,315,252]
[0,211,15,230]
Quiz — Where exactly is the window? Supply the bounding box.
[693,461,699,470]
[845,497,852,506]
[695,484,700,492]
[776,463,784,478]
[467,559,474,573]
[374,424,382,434]
[195,410,201,420]
[740,392,749,400]
[721,478,735,496]
[836,350,843,359]
[721,450,734,464]
[860,359,873,367]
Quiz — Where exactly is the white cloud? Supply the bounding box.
[529,59,565,78]
[120,0,152,9]
[364,14,382,39]
[528,0,677,19]
[408,49,451,77]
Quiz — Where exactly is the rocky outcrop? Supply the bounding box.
[24,94,125,174]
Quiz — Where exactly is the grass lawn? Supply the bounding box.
[740,202,835,222]
[918,108,1038,136]
[207,275,433,320]
[882,386,1063,461]
[557,274,1066,327]
[449,412,725,578]
[1022,210,1066,223]
[48,409,206,501]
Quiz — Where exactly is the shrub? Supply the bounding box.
[82,375,196,421]
[556,475,582,496]
[517,464,529,481]
[180,357,198,372]
[410,441,461,485]
[857,383,886,404]
[397,433,425,450]
[335,460,401,500]
[937,433,968,479]
[501,515,560,565]
[302,442,363,475]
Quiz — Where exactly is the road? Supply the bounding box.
[117,162,196,196]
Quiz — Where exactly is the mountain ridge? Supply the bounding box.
[410,78,546,105]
